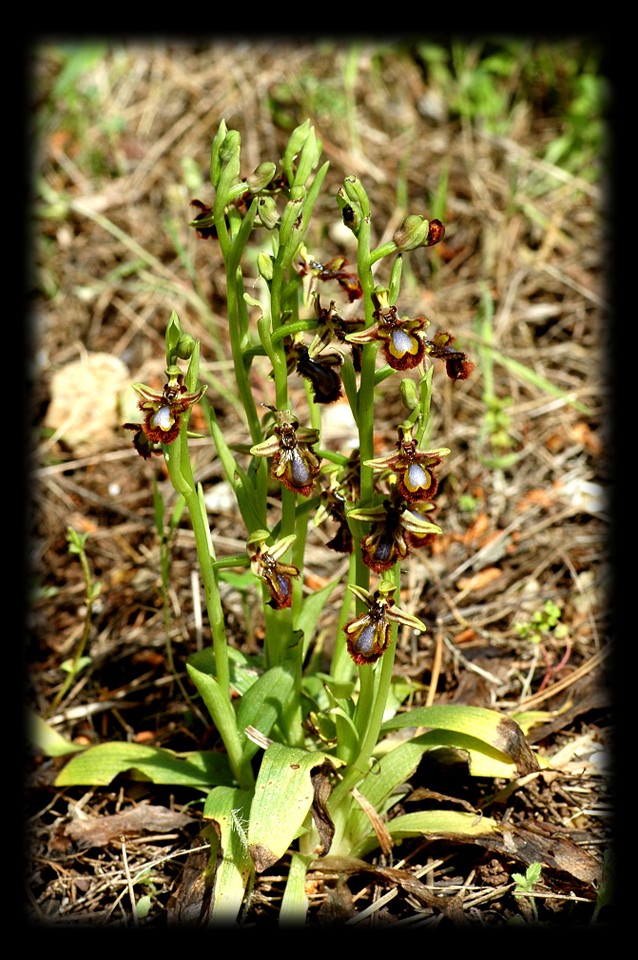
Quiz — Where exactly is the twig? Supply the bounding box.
[121,836,139,926]
[516,646,610,710]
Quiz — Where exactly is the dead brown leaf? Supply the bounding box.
[65,804,195,848]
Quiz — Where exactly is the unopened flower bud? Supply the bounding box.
[393,215,431,252]
[256,195,280,230]
[258,251,274,282]
[341,176,369,213]
[400,377,419,412]
[209,120,229,187]
[246,161,277,193]
[286,119,312,160]
[219,129,241,165]
[337,189,361,234]
[176,333,196,360]
[426,219,445,246]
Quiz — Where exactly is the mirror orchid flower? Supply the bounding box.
[250,408,322,497]
[248,531,300,610]
[343,580,427,665]
[123,367,206,460]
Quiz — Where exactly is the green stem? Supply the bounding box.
[353,204,378,594]
[328,564,401,819]
[222,206,265,448]
[370,239,399,264]
[330,554,358,686]
[48,534,96,716]
[164,426,249,788]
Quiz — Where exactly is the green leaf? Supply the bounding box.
[187,646,262,698]
[247,742,334,873]
[186,662,244,751]
[203,786,254,926]
[279,850,314,926]
[422,728,521,778]
[134,895,153,920]
[54,742,233,788]
[60,655,92,675]
[296,577,340,656]
[381,704,537,777]
[28,710,85,757]
[513,861,543,893]
[217,568,254,590]
[354,809,501,859]
[343,732,438,854]
[236,664,297,763]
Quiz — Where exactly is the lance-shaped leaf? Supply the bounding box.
[247,742,338,873]
[236,663,296,765]
[340,720,533,857]
[381,703,539,777]
[54,742,233,788]
[352,809,501,860]
[29,710,85,757]
[203,785,254,926]
[341,732,444,854]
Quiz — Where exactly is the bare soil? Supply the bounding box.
[26,41,612,928]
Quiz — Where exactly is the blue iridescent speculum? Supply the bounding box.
[150,405,175,431]
[291,450,311,486]
[389,329,418,358]
[406,462,429,492]
[356,624,376,655]
[276,574,291,600]
[374,537,393,563]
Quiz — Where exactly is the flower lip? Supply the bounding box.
[289,343,343,404]
[149,405,175,432]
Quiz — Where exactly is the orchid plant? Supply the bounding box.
[56,119,539,926]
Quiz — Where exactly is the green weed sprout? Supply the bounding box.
[514,599,568,645]
[47,527,101,715]
[56,120,540,926]
[512,861,543,923]
[515,599,571,694]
